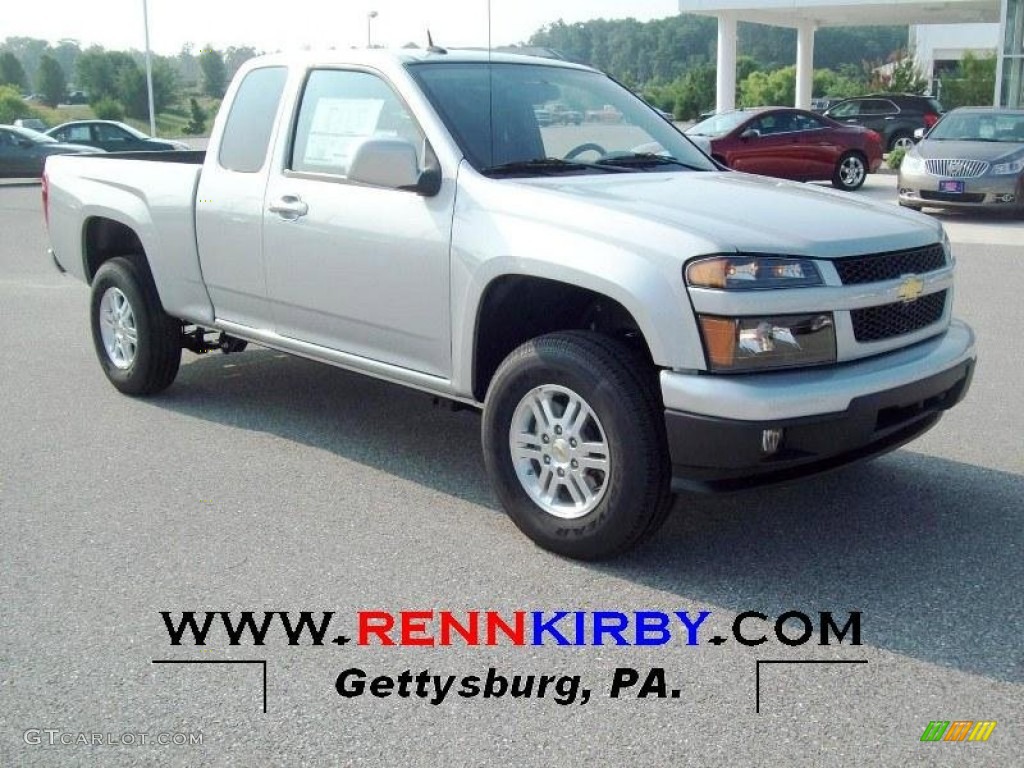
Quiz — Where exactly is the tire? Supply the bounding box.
[832,151,867,191]
[90,256,181,395]
[889,132,914,153]
[482,331,672,560]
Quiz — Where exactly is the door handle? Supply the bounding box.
[268,195,308,220]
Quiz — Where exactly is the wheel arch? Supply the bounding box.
[471,274,655,403]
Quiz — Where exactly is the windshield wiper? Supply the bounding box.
[596,153,703,171]
[481,157,630,176]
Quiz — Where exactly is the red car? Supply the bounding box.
[686,107,883,191]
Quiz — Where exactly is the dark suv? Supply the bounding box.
[824,94,943,152]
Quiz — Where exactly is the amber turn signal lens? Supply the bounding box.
[699,316,737,368]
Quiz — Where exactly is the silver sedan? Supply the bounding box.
[898,107,1024,214]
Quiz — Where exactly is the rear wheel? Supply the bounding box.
[889,132,914,152]
[482,331,672,560]
[90,257,181,395]
[832,151,867,191]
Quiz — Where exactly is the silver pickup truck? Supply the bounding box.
[44,49,976,559]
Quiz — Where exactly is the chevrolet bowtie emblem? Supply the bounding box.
[897,275,925,303]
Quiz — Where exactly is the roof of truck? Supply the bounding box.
[243,47,597,73]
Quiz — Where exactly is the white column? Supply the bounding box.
[716,14,737,112]
[795,21,816,110]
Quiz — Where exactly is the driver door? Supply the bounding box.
[261,68,454,378]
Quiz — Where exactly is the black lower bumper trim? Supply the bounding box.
[666,358,974,492]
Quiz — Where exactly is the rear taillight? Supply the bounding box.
[41,170,50,228]
[924,113,939,128]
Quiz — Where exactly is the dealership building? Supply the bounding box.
[677,0,1024,110]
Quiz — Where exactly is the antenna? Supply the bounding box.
[426,29,447,54]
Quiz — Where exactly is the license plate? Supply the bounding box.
[938,179,965,194]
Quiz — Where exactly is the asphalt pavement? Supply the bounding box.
[0,175,1021,767]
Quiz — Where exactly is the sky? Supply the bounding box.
[4,1,682,55]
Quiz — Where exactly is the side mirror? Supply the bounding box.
[740,128,760,140]
[913,127,925,142]
[347,138,440,196]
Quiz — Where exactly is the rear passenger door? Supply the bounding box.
[195,66,289,329]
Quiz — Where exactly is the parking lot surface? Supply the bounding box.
[1,175,1021,766]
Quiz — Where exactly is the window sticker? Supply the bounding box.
[303,98,385,169]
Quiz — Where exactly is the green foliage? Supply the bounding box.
[198,46,226,98]
[813,67,865,99]
[35,55,66,107]
[0,52,27,90]
[887,148,906,169]
[740,65,795,107]
[939,52,997,109]
[92,97,124,121]
[184,97,208,135]
[76,48,137,101]
[0,84,42,123]
[529,16,906,90]
[881,51,928,94]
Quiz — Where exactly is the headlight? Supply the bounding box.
[685,256,822,290]
[900,152,925,174]
[698,313,836,372]
[991,158,1024,175]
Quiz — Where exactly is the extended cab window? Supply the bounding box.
[289,69,425,178]
[219,66,287,173]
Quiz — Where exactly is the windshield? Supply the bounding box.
[686,111,753,137]
[927,112,1024,142]
[10,125,56,144]
[407,61,715,175]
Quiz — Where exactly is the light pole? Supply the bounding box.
[367,10,378,48]
[142,0,156,136]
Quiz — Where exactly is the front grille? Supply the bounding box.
[851,290,947,342]
[924,158,989,178]
[833,243,947,285]
[920,190,986,204]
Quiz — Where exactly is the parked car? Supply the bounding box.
[45,120,189,152]
[43,50,975,559]
[685,107,883,190]
[14,118,48,132]
[0,124,102,178]
[898,107,1024,214]
[824,93,943,153]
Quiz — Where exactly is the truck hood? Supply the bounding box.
[513,170,942,258]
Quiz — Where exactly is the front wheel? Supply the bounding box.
[832,152,867,191]
[90,257,182,395]
[482,331,672,560]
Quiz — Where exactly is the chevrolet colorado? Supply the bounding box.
[44,50,976,559]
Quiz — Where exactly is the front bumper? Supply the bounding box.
[661,322,975,491]
[898,169,1023,209]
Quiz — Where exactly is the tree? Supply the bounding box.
[939,52,997,109]
[199,46,226,98]
[0,85,38,123]
[116,58,177,120]
[740,66,796,107]
[882,50,928,94]
[184,97,207,135]
[77,48,137,101]
[0,52,27,90]
[35,55,66,107]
